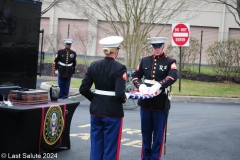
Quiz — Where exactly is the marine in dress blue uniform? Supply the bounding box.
[132,37,178,160]
[53,39,77,98]
[79,36,128,160]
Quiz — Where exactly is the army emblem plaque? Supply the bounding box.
[43,105,64,145]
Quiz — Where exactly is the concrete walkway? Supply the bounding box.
[38,76,240,104]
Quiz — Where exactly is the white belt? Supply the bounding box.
[94,89,115,96]
[59,62,73,66]
[144,79,157,85]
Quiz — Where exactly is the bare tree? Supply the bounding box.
[203,0,240,26]
[45,33,63,57]
[41,0,66,16]
[64,0,199,68]
[72,28,96,75]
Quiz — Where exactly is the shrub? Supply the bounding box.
[206,38,240,82]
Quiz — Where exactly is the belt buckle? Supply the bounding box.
[65,64,68,66]
[151,80,155,85]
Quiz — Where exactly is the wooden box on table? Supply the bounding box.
[8,89,49,105]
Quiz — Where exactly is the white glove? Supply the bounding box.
[3,99,13,107]
[139,84,148,94]
[149,82,162,95]
[55,70,59,74]
[125,93,130,99]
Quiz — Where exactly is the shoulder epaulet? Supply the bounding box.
[142,55,153,59]
[70,49,76,52]
[96,59,102,62]
[115,60,124,65]
[92,59,102,64]
[165,54,174,60]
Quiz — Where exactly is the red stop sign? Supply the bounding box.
[172,23,189,46]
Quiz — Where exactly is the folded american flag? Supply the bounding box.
[128,89,161,99]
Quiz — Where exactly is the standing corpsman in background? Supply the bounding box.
[80,36,129,160]
[53,39,77,99]
[132,37,178,160]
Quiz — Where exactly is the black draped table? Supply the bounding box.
[0,99,80,157]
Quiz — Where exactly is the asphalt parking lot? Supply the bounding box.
[35,100,240,160]
[34,76,240,160]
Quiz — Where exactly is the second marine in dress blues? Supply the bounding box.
[132,37,178,160]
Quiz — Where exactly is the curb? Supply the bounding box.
[40,82,240,104]
[40,82,51,91]
[172,96,240,104]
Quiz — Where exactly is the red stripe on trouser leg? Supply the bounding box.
[158,124,166,160]
[116,118,123,160]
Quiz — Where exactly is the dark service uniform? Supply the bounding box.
[132,54,178,110]
[80,36,127,160]
[54,48,77,98]
[132,37,178,160]
[80,57,127,116]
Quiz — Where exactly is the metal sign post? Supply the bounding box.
[172,23,190,92]
[67,24,70,38]
[179,47,182,92]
